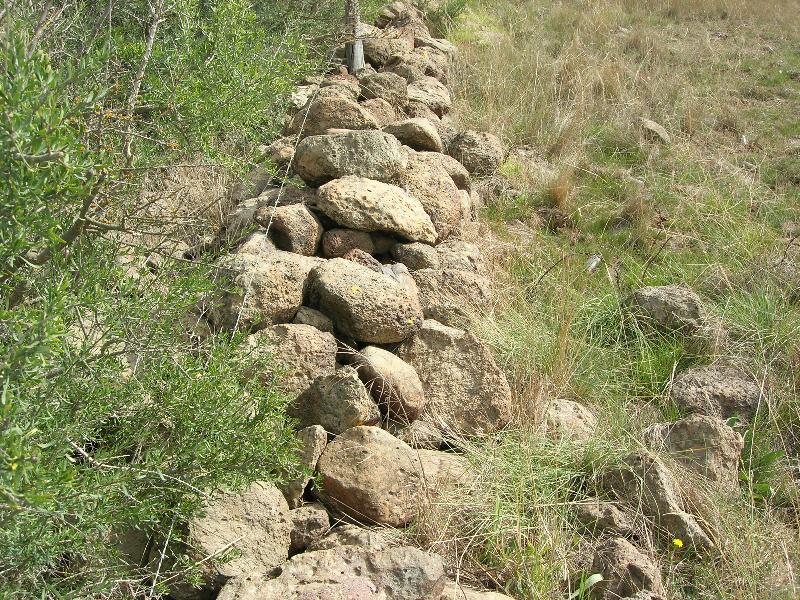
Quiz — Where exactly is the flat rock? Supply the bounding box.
[290,366,381,434]
[441,582,516,599]
[397,320,513,436]
[294,131,408,187]
[384,117,443,152]
[355,345,426,423]
[317,176,437,243]
[643,414,744,491]
[308,524,392,552]
[670,365,762,423]
[217,545,446,600]
[308,258,424,344]
[316,426,425,526]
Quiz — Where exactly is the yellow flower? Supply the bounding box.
[672,538,684,548]
[350,285,362,295]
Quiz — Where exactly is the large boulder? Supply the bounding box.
[316,176,437,244]
[316,426,424,526]
[448,131,505,175]
[209,252,323,332]
[290,366,381,435]
[244,324,337,398]
[254,203,322,256]
[602,451,713,551]
[354,345,426,423]
[183,482,291,595]
[293,131,408,187]
[629,285,707,334]
[383,117,443,152]
[286,96,378,138]
[670,365,762,423]
[359,71,408,105]
[643,414,744,491]
[407,76,452,116]
[411,268,492,327]
[400,151,463,241]
[217,545,446,600]
[280,425,328,508]
[396,320,513,436]
[308,258,424,344]
[590,538,665,600]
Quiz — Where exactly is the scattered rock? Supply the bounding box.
[292,306,334,333]
[411,268,492,327]
[384,117,443,152]
[391,241,441,270]
[590,537,665,600]
[400,150,464,241]
[545,399,598,443]
[291,366,381,434]
[316,426,424,526]
[602,451,713,550]
[448,130,505,175]
[294,130,408,187]
[575,501,634,536]
[280,425,328,509]
[209,252,323,332]
[639,117,671,145]
[359,71,409,105]
[317,176,437,243]
[397,320,513,436]
[184,482,291,594]
[287,96,378,138]
[407,76,452,116]
[361,97,399,126]
[308,524,392,552]
[244,324,337,398]
[643,414,744,491]
[289,503,330,554]
[670,365,762,423]
[322,228,376,258]
[254,203,322,256]
[389,419,444,450]
[629,285,707,334]
[355,345,426,422]
[217,545,446,600]
[308,258,424,344]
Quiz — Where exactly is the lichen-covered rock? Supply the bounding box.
[244,324,337,398]
[183,482,291,595]
[289,503,330,554]
[290,366,381,435]
[602,451,713,551]
[545,399,598,443]
[316,426,424,526]
[354,345,426,423]
[407,76,452,116]
[590,538,665,600]
[670,365,762,423]
[390,241,440,271]
[400,150,463,241]
[287,96,378,138]
[629,285,707,334]
[316,176,437,244]
[448,130,505,175]
[411,268,492,327]
[209,252,323,332]
[254,203,322,256]
[397,320,513,436]
[359,71,408,105]
[217,545,446,600]
[383,117,443,152]
[308,258,424,344]
[294,130,408,187]
[643,414,744,491]
[280,425,328,508]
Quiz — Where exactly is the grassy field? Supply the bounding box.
[414,1,800,598]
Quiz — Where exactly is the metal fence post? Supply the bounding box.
[345,0,365,73]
